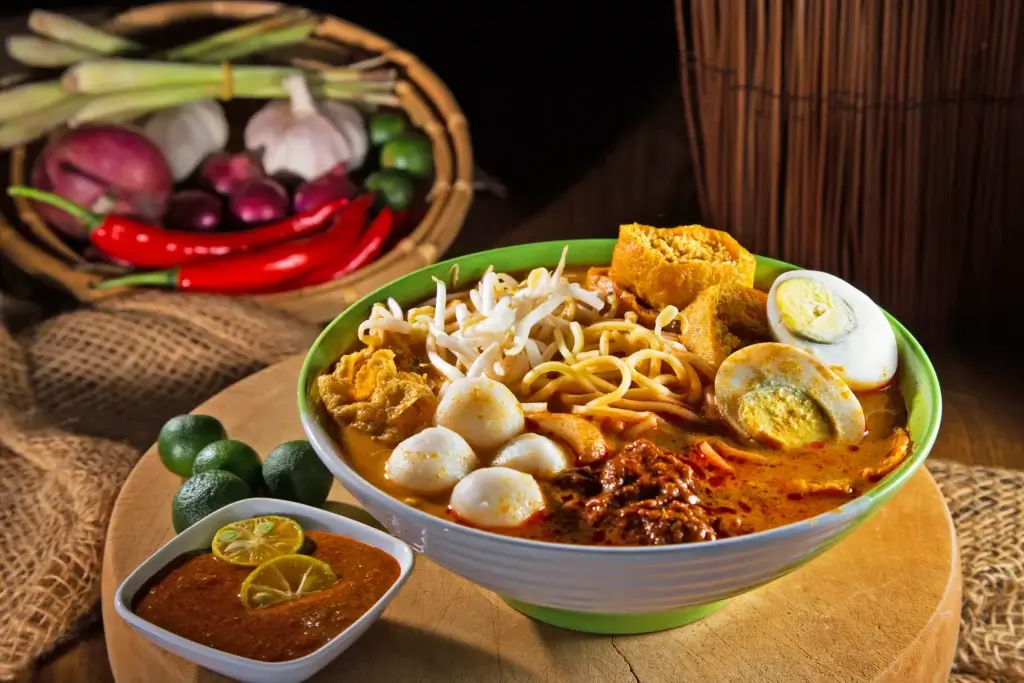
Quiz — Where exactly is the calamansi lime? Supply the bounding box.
[211,516,304,567]
[240,554,337,609]
[171,470,251,533]
[158,414,227,477]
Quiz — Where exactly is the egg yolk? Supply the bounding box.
[736,385,832,449]
[776,278,856,344]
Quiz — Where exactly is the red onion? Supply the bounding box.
[293,164,357,214]
[165,189,223,232]
[30,125,173,241]
[201,152,263,196]
[229,177,289,225]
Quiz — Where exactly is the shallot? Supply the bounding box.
[30,125,172,240]
[229,177,288,225]
[201,152,263,196]
[294,164,357,214]
[165,190,223,232]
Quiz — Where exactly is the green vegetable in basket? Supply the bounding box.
[158,414,228,477]
[380,135,433,177]
[368,113,407,146]
[364,170,415,211]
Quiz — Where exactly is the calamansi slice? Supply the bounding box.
[211,515,304,567]
[240,554,338,609]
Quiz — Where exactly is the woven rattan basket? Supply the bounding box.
[674,0,1024,344]
[0,1,473,323]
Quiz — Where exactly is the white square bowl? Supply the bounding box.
[114,498,415,683]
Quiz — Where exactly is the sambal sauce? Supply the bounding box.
[133,530,400,662]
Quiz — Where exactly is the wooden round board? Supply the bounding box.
[101,356,961,683]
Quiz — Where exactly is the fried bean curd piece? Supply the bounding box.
[678,283,772,369]
[609,223,756,310]
[318,347,438,445]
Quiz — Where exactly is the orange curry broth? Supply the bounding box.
[132,531,400,662]
[339,383,907,545]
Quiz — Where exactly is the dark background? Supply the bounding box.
[7,2,682,211]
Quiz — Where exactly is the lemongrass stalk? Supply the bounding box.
[1,72,30,88]
[320,67,396,84]
[28,10,139,54]
[69,77,396,126]
[63,59,302,94]
[189,18,320,62]
[322,88,399,107]
[69,83,282,125]
[0,95,90,149]
[6,35,99,68]
[0,80,68,123]
[165,10,310,60]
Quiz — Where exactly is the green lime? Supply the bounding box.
[192,439,263,492]
[171,470,252,533]
[368,113,407,146]
[158,414,228,477]
[364,170,414,211]
[262,440,333,508]
[380,135,433,177]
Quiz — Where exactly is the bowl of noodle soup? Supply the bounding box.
[298,238,941,634]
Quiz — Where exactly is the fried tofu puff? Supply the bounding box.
[609,223,756,310]
[678,283,772,369]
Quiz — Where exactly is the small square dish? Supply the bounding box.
[114,498,414,683]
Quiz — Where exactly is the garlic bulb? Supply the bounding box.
[244,73,369,181]
[144,100,228,182]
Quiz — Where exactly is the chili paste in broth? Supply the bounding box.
[340,382,904,546]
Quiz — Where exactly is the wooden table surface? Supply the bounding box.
[3,10,1021,679]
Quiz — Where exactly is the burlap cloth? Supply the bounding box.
[0,291,319,679]
[0,293,1020,681]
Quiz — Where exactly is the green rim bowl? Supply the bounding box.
[298,239,942,635]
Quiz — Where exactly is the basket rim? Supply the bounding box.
[0,0,474,318]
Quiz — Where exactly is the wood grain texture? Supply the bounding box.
[97,356,959,683]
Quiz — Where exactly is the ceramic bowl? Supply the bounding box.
[114,498,415,683]
[298,239,942,635]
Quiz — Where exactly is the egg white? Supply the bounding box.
[385,426,477,494]
[435,376,525,451]
[491,433,572,480]
[767,270,898,391]
[449,467,546,528]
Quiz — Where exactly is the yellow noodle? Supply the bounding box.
[614,399,704,423]
[571,405,654,421]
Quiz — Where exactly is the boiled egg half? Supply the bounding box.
[450,467,546,528]
[766,270,898,391]
[385,426,477,494]
[435,377,525,451]
[715,342,866,449]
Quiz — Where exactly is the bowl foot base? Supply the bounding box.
[501,597,730,635]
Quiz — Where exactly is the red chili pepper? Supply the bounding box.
[7,186,350,269]
[94,195,375,294]
[272,207,395,290]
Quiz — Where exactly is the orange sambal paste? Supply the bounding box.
[133,530,400,662]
